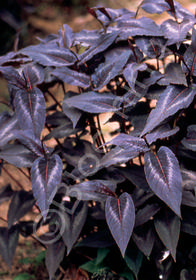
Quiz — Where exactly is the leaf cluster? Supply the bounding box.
[0,0,196,279]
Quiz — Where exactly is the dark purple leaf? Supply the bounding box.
[135,203,161,227]
[74,29,101,46]
[62,92,82,128]
[66,180,116,202]
[45,239,65,280]
[21,63,45,88]
[93,7,135,26]
[0,225,19,267]
[139,0,170,15]
[0,144,38,167]
[13,130,45,157]
[182,45,196,75]
[0,66,25,88]
[134,37,168,59]
[7,191,35,228]
[64,91,122,114]
[120,165,151,193]
[59,24,74,49]
[0,112,19,148]
[14,87,46,139]
[161,18,196,47]
[144,146,182,217]
[123,62,147,91]
[146,124,179,145]
[31,154,63,220]
[43,123,81,140]
[101,143,149,168]
[181,168,196,207]
[117,17,163,37]
[157,63,187,86]
[192,27,196,50]
[141,85,196,136]
[78,32,119,64]
[0,52,21,66]
[20,43,77,67]
[51,66,90,88]
[60,201,88,254]
[92,50,132,90]
[104,133,149,150]
[182,125,196,151]
[154,209,181,261]
[46,111,69,126]
[133,225,155,257]
[139,0,193,19]
[0,184,14,204]
[105,192,135,256]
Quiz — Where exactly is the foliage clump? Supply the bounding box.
[0,0,196,279]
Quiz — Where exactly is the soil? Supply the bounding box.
[0,0,196,279]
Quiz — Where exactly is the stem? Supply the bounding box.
[18,168,31,180]
[47,90,62,109]
[2,166,24,190]
[0,216,7,223]
[88,115,102,148]
[45,123,64,150]
[96,115,108,153]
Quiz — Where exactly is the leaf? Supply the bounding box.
[45,239,65,280]
[21,64,45,88]
[31,154,63,220]
[182,45,196,76]
[62,92,82,128]
[0,225,19,267]
[101,136,150,168]
[145,124,179,145]
[117,17,163,37]
[0,184,15,204]
[144,146,182,217]
[105,192,135,256]
[123,62,147,91]
[139,0,171,15]
[154,209,181,261]
[182,125,196,151]
[79,31,119,64]
[157,63,187,86]
[161,18,196,47]
[141,85,196,136]
[20,43,77,67]
[134,37,168,59]
[13,273,34,280]
[66,180,116,202]
[14,87,46,139]
[181,168,196,207]
[124,245,143,279]
[59,24,74,49]
[60,201,88,254]
[0,112,19,148]
[7,191,35,229]
[64,91,122,114]
[92,50,132,90]
[133,225,155,257]
[135,203,160,227]
[0,144,38,168]
[0,66,25,88]
[80,248,110,274]
[51,67,90,88]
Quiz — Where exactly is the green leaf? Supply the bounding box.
[13,273,35,280]
[80,248,110,273]
[120,268,135,280]
[125,246,143,279]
